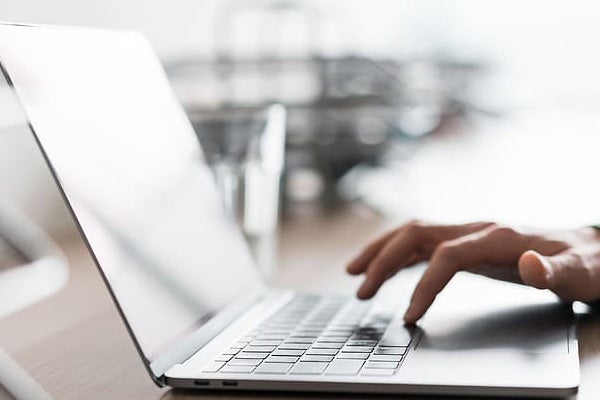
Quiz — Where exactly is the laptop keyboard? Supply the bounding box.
[202,295,413,377]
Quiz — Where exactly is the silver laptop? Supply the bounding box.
[0,23,579,398]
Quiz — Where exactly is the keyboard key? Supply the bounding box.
[250,340,281,346]
[374,347,407,355]
[301,355,334,362]
[266,355,300,363]
[229,358,263,366]
[355,328,384,334]
[230,342,247,349]
[347,340,378,347]
[284,338,315,344]
[306,348,338,356]
[294,328,323,333]
[202,361,225,372]
[369,354,402,362]
[222,348,240,355]
[220,365,256,373]
[290,333,319,338]
[362,320,390,328]
[322,330,354,336]
[329,323,359,328]
[365,361,399,369]
[318,336,349,342]
[266,324,295,329]
[299,323,327,328]
[278,343,310,350]
[312,342,344,349]
[290,362,329,375]
[341,346,374,353]
[272,350,304,357]
[380,327,412,347]
[351,334,382,340]
[254,362,294,374]
[361,368,396,376]
[257,334,288,340]
[214,354,233,362]
[356,326,384,331]
[337,352,369,360]
[236,352,270,359]
[324,359,364,375]
[245,345,277,353]
[262,328,293,333]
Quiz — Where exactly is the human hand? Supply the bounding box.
[347,221,600,324]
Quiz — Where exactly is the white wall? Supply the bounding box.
[0,0,223,236]
[2,0,600,237]
[0,0,220,59]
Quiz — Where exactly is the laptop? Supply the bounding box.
[0,23,579,397]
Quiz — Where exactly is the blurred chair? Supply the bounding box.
[0,203,68,400]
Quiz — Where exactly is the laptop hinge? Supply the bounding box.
[149,288,275,378]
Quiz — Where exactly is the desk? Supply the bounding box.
[1,205,600,399]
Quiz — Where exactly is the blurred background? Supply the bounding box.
[2,0,600,240]
[4,4,600,397]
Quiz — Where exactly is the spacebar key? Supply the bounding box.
[324,359,364,375]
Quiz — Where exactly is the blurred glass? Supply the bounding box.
[192,104,286,277]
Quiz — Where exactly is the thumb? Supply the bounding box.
[520,248,600,302]
[518,250,556,289]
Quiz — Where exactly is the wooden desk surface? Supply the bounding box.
[1,206,600,400]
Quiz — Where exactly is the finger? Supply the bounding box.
[403,229,497,324]
[358,221,493,299]
[518,250,553,289]
[520,249,600,301]
[357,225,426,299]
[346,228,399,275]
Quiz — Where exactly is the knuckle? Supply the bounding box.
[366,257,387,276]
[405,220,426,235]
[406,219,425,227]
[488,225,519,240]
[434,241,458,260]
[486,222,500,230]
[565,252,587,272]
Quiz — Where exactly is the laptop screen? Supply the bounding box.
[0,25,264,366]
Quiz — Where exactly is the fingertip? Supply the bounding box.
[518,250,553,289]
[357,279,377,299]
[347,251,373,275]
[346,259,364,275]
[357,288,373,300]
[356,291,371,300]
[403,305,420,325]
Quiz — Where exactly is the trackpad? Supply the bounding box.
[414,272,572,354]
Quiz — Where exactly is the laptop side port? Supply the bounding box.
[193,380,210,386]
[222,381,238,387]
